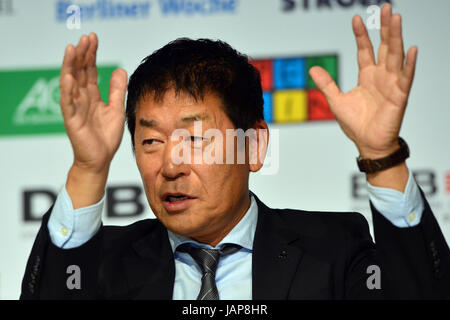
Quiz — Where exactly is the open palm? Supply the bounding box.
[310,5,418,159]
[59,33,128,173]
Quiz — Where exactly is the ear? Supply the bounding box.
[248,119,269,173]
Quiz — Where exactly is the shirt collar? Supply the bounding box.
[167,192,258,252]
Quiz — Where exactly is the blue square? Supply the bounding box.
[263,92,273,123]
[273,58,306,89]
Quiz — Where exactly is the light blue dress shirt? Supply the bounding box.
[167,194,257,300]
[47,169,424,299]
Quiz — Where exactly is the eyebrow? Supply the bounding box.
[139,118,158,128]
[180,113,211,124]
[138,113,211,128]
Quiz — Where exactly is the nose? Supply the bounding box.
[161,139,191,180]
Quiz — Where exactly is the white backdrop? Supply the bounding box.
[1,0,450,299]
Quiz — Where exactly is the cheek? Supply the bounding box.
[136,154,160,194]
[194,163,243,196]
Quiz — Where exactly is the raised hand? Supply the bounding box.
[60,32,127,173]
[310,4,417,160]
[60,33,128,208]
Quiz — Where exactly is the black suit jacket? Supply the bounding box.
[20,191,450,299]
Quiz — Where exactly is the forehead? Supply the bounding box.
[136,89,232,128]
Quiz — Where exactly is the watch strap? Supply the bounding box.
[357,137,410,174]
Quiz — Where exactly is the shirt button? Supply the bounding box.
[408,212,416,223]
[61,226,69,237]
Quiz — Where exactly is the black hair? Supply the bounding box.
[125,38,264,148]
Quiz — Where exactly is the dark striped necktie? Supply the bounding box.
[177,243,242,300]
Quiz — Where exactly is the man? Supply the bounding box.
[21,4,450,299]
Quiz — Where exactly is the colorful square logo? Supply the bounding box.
[308,89,334,121]
[274,58,306,89]
[251,54,337,124]
[251,59,273,91]
[273,90,307,123]
[306,56,338,90]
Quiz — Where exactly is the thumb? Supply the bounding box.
[309,66,341,104]
[108,68,128,110]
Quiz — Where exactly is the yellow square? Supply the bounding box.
[273,90,307,123]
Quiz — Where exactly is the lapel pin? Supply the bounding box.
[278,250,288,259]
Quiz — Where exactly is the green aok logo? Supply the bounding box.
[0,65,118,136]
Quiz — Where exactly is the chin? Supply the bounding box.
[157,210,203,237]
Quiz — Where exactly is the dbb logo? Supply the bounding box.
[352,170,437,200]
[23,185,145,221]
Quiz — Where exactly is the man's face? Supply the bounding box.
[134,89,254,246]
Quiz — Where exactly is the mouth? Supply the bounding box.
[161,192,196,212]
[162,192,195,202]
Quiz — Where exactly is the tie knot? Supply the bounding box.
[177,243,241,275]
[176,243,241,300]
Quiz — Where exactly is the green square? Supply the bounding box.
[306,55,338,89]
[0,65,119,137]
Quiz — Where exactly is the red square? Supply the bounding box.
[307,89,335,121]
[250,59,273,91]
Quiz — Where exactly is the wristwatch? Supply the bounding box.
[357,137,410,174]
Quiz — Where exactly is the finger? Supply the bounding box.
[60,44,76,88]
[309,66,341,105]
[74,35,90,88]
[108,68,128,111]
[386,14,405,72]
[352,15,376,70]
[60,74,75,119]
[86,32,98,85]
[86,32,101,104]
[61,44,80,101]
[399,46,418,93]
[377,3,392,64]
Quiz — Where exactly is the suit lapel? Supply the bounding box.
[252,194,304,299]
[116,194,305,299]
[121,222,175,299]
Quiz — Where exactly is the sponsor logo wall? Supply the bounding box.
[0,0,449,299]
[0,66,117,135]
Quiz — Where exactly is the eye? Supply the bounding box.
[181,136,205,143]
[190,136,205,142]
[182,136,209,149]
[142,139,154,145]
[142,139,162,146]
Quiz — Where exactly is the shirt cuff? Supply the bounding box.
[47,186,104,249]
[367,169,424,228]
